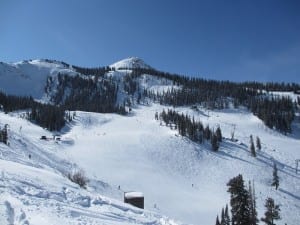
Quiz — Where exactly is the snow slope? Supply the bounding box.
[0,59,77,100]
[0,57,299,225]
[110,57,152,70]
[0,112,180,225]
[60,104,300,225]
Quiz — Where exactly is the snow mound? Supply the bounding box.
[110,57,152,70]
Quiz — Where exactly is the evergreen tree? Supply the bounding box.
[3,124,8,145]
[227,174,251,225]
[204,125,211,140]
[211,133,219,151]
[216,126,222,142]
[0,124,8,145]
[224,204,230,225]
[272,163,279,190]
[248,181,258,225]
[250,135,256,157]
[216,215,221,225]
[220,208,225,225]
[256,136,261,150]
[261,198,281,225]
[216,205,230,225]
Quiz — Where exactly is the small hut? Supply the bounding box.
[124,191,144,209]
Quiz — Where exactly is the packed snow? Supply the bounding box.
[0,58,299,225]
[0,111,180,225]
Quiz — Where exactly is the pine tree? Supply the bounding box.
[211,133,219,151]
[216,215,221,225]
[224,204,230,225]
[204,125,211,140]
[250,135,256,157]
[227,174,251,225]
[272,163,279,190]
[0,124,8,145]
[261,197,280,225]
[216,126,222,142]
[220,207,225,225]
[3,124,8,145]
[248,181,258,225]
[256,136,261,150]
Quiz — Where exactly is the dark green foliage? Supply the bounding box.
[0,124,9,145]
[223,204,230,225]
[227,174,251,225]
[204,125,211,140]
[217,177,258,225]
[52,73,125,114]
[29,104,65,131]
[216,127,222,142]
[256,136,261,150]
[0,92,33,113]
[124,73,137,95]
[250,135,256,157]
[72,65,110,77]
[211,133,219,151]
[272,163,279,190]
[249,96,294,134]
[248,181,258,225]
[158,110,224,151]
[159,109,204,143]
[216,215,221,225]
[261,198,281,225]
[139,67,296,134]
[216,204,230,225]
[0,91,65,131]
[158,110,223,150]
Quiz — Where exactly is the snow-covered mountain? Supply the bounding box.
[0,57,300,225]
[0,59,77,100]
[110,57,152,70]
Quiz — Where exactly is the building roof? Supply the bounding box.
[124,192,144,199]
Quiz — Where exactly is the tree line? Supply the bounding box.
[0,91,66,131]
[156,109,222,151]
[132,67,300,92]
[248,96,294,134]
[0,71,129,131]
[129,67,299,134]
[144,84,296,134]
[51,73,126,114]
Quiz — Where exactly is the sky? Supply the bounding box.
[0,0,299,82]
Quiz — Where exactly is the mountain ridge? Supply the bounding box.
[0,56,300,225]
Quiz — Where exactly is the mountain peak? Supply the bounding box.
[110,57,152,70]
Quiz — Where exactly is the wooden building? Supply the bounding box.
[124,191,144,209]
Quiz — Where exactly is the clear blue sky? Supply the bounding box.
[1,0,299,82]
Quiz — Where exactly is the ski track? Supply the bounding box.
[0,59,299,224]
